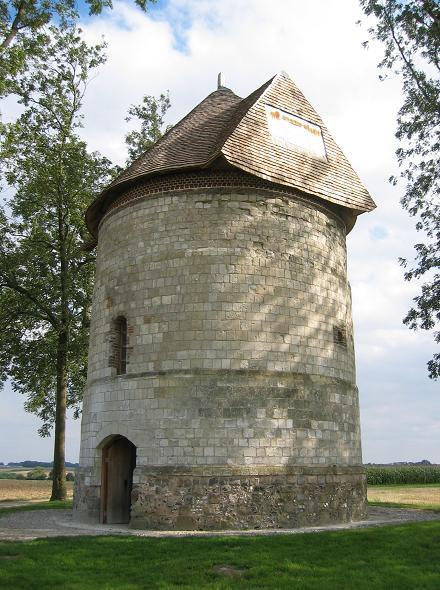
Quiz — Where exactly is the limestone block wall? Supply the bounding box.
[89,187,355,383]
[75,180,365,528]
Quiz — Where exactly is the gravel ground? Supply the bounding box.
[0,506,439,541]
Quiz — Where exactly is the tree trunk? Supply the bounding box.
[1,1,27,50]
[50,329,68,501]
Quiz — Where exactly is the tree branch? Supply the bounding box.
[1,0,27,50]
[383,4,439,114]
[0,277,59,327]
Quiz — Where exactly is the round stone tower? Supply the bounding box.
[74,72,376,529]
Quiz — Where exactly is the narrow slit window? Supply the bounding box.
[333,324,347,348]
[115,316,128,375]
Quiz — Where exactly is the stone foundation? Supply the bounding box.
[130,466,366,530]
[73,472,101,524]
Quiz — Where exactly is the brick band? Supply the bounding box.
[100,170,350,234]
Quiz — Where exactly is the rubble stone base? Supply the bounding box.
[129,465,367,530]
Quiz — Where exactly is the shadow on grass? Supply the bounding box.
[368,500,440,512]
[0,521,439,589]
[0,500,72,516]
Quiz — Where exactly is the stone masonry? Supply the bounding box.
[74,177,367,528]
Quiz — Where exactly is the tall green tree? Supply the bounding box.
[0,24,113,499]
[125,91,171,164]
[0,1,156,98]
[359,0,440,379]
[0,0,156,49]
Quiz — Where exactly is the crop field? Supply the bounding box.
[366,465,440,485]
[0,479,74,502]
[367,484,440,509]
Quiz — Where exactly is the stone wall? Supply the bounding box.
[79,371,361,470]
[75,178,365,527]
[129,466,366,530]
[88,184,355,383]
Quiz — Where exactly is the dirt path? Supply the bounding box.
[0,506,439,541]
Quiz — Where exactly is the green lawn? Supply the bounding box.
[369,483,440,489]
[1,522,440,589]
[368,500,440,511]
[0,500,72,516]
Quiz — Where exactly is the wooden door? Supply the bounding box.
[102,437,136,524]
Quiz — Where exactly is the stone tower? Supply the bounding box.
[74,72,375,529]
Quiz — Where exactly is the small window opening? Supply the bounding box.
[115,316,128,375]
[333,324,347,348]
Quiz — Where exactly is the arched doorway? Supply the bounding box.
[101,436,136,524]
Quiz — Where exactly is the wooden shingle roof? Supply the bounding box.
[87,71,375,236]
[222,72,375,213]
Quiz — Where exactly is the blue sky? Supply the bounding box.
[1,0,438,464]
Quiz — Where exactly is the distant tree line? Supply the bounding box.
[364,459,433,467]
[4,460,79,468]
[0,467,75,480]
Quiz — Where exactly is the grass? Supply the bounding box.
[0,500,72,516]
[367,484,440,511]
[368,501,440,511]
[0,522,439,589]
[0,484,438,588]
[0,479,74,502]
[368,483,440,488]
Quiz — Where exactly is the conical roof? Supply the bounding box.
[222,72,375,212]
[86,71,375,236]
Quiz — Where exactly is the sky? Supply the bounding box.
[1,0,439,465]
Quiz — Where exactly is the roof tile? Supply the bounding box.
[87,72,375,236]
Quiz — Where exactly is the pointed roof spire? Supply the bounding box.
[217,72,226,89]
[86,71,375,237]
[222,71,375,213]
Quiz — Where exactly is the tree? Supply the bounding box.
[0,24,113,500]
[0,0,156,49]
[0,1,156,99]
[359,0,440,378]
[125,92,171,164]
[26,467,47,480]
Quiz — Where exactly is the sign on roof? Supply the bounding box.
[265,105,326,160]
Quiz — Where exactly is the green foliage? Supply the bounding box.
[125,92,171,164]
[0,471,18,479]
[366,465,440,485]
[0,523,440,589]
[0,16,169,500]
[25,467,47,480]
[359,0,440,379]
[0,1,156,100]
[0,1,156,47]
[0,23,115,500]
[0,24,113,435]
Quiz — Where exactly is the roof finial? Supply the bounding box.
[217,72,225,89]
